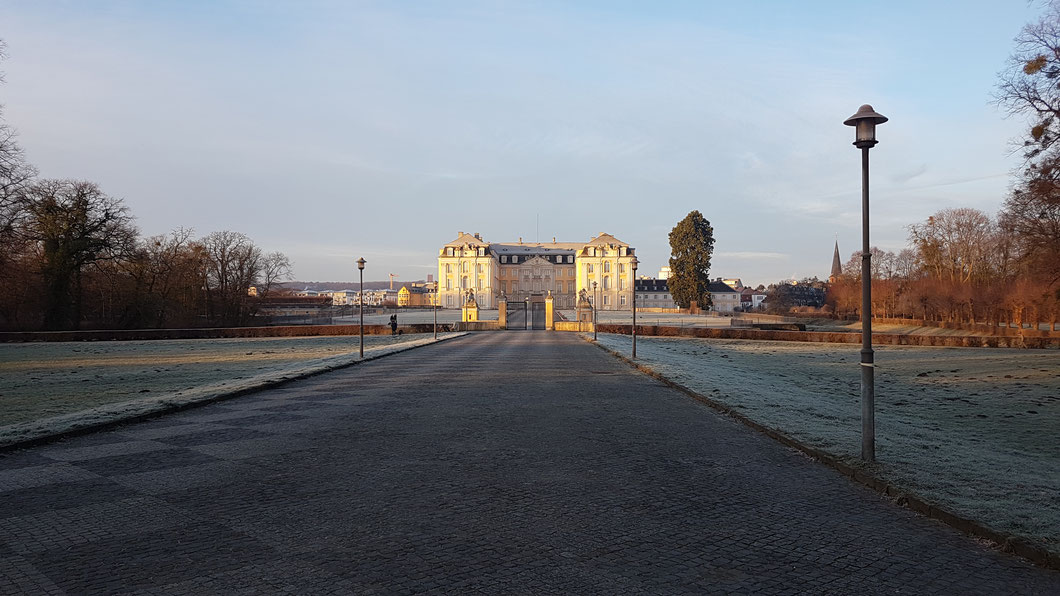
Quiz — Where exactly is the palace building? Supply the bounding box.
[437,232,638,310]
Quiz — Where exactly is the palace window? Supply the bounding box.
[501,255,508,263]
[477,264,483,274]
[462,262,468,273]
[603,295,610,305]
[462,276,468,289]
[618,263,624,273]
[604,276,611,290]
[620,295,626,306]
[604,262,610,273]
[447,295,453,306]
[446,247,454,256]
[568,281,574,293]
[619,278,625,290]
[478,247,485,256]
[587,264,594,273]
[445,264,451,274]
[446,278,452,290]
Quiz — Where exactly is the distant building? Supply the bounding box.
[708,279,741,312]
[398,283,437,307]
[740,287,767,311]
[634,278,677,309]
[829,241,843,283]
[658,266,672,280]
[437,232,638,310]
[329,290,358,306]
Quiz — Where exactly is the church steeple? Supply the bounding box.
[829,240,842,283]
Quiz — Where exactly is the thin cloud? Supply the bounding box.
[716,251,788,260]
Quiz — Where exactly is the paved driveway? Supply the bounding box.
[0,332,1057,594]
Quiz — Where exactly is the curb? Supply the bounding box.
[0,333,470,453]
[585,336,1060,572]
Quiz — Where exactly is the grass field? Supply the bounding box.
[593,333,1060,555]
[0,334,451,429]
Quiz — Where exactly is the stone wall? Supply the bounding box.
[0,324,454,342]
[595,324,1060,349]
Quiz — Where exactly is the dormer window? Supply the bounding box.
[446,247,454,256]
[478,247,485,256]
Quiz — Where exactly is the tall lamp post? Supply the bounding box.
[631,256,639,358]
[433,285,438,340]
[357,257,366,359]
[844,104,887,462]
[592,280,598,340]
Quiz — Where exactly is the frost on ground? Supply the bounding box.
[592,333,1060,553]
[0,333,464,446]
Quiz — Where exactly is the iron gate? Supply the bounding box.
[506,302,527,330]
[531,302,546,330]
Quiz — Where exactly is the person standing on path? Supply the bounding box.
[390,314,398,335]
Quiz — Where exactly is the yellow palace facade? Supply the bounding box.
[437,232,637,310]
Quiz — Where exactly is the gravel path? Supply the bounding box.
[0,331,1056,593]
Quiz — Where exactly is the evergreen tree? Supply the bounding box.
[668,210,715,309]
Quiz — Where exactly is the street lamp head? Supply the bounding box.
[843,104,888,148]
[592,281,597,290]
[356,257,366,271]
[631,256,639,272]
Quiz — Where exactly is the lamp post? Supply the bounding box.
[592,280,598,340]
[844,104,887,462]
[433,285,438,340]
[357,257,366,359]
[631,256,639,358]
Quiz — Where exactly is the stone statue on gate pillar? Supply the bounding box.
[462,288,479,322]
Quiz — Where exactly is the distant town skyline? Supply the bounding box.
[0,1,1041,287]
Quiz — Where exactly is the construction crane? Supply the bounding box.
[389,273,399,290]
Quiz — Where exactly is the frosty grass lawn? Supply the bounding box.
[0,333,456,430]
[593,333,1060,554]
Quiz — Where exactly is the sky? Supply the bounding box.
[0,1,1043,287]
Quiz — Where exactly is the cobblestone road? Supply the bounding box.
[1,332,1057,594]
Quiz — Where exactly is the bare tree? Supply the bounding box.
[996,4,1060,285]
[258,251,292,298]
[117,228,206,327]
[23,180,137,329]
[997,1,1060,160]
[0,40,37,285]
[908,208,997,284]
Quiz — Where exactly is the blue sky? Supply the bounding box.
[0,1,1041,286]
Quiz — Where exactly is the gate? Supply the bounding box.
[531,301,546,330]
[506,302,527,330]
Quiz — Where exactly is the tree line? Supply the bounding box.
[0,42,291,331]
[826,206,1058,330]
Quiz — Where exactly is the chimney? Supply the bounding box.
[474,232,481,240]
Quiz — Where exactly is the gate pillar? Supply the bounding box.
[498,299,508,329]
[545,293,555,330]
